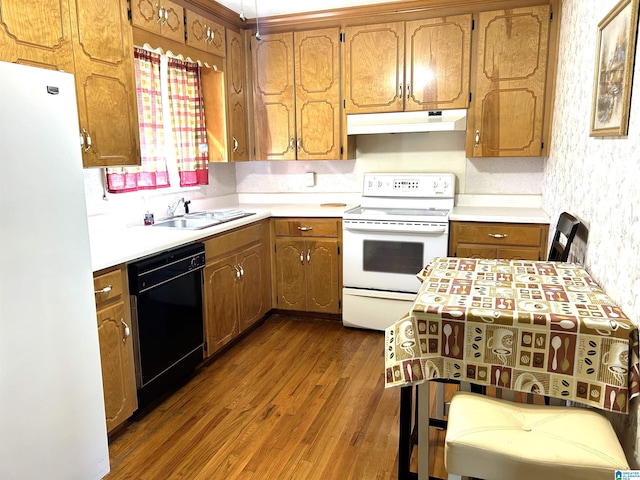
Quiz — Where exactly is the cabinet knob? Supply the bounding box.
[488,233,508,239]
[406,83,411,99]
[297,137,301,152]
[306,249,311,264]
[299,251,304,265]
[475,129,481,147]
[297,226,313,232]
[232,137,238,152]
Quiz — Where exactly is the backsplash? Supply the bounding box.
[235,130,544,196]
[543,0,640,465]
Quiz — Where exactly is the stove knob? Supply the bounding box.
[377,181,383,188]
[367,180,373,188]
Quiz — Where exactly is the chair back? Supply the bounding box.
[547,212,580,261]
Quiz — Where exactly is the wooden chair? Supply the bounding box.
[548,212,581,261]
[444,391,629,480]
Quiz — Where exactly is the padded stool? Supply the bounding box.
[444,391,629,480]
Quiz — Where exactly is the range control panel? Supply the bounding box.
[362,173,455,198]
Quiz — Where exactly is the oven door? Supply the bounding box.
[343,221,448,293]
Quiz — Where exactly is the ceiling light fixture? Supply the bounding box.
[254,0,261,41]
[239,0,246,22]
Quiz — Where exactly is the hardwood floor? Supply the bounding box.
[105,314,449,479]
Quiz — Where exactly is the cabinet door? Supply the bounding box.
[69,0,140,167]
[238,244,265,331]
[185,10,225,57]
[252,32,296,160]
[468,6,550,157]
[405,15,471,111]
[0,0,75,72]
[160,0,185,44]
[227,28,249,161]
[274,238,307,310]
[96,302,137,433]
[294,28,341,159]
[204,258,239,356]
[306,239,341,313]
[130,0,162,35]
[343,22,404,113]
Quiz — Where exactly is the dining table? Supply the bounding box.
[384,257,640,480]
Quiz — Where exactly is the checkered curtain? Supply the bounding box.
[106,47,169,193]
[167,58,209,187]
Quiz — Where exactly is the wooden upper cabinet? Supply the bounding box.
[405,15,471,111]
[130,0,185,44]
[252,28,340,160]
[185,9,225,57]
[343,22,404,113]
[295,28,341,160]
[226,28,249,161]
[0,0,139,167]
[0,0,75,72]
[467,5,551,157]
[252,32,296,160]
[344,15,471,114]
[69,0,140,167]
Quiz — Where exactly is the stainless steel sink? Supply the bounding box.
[151,211,255,230]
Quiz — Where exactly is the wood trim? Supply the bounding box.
[133,27,225,69]
[179,0,559,33]
[176,0,245,29]
[542,0,562,155]
[228,0,560,32]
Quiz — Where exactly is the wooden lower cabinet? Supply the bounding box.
[94,266,137,433]
[203,221,270,356]
[449,221,549,261]
[273,218,341,314]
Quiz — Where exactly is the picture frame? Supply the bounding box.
[590,0,640,136]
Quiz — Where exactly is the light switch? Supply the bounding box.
[305,172,316,187]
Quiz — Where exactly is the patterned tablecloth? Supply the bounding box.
[385,257,640,413]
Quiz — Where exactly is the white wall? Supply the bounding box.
[544,0,640,466]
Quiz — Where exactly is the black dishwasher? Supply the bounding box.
[128,243,206,408]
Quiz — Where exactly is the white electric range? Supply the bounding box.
[342,172,455,330]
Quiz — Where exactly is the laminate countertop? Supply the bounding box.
[90,201,549,272]
[450,206,550,224]
[90,203,355,272]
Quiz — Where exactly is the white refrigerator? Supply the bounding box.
[0,61,110,479]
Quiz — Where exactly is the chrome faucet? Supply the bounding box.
[167,197,185,217]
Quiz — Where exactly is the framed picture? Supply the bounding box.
[590,0,640,136]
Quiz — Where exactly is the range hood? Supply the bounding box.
[347,109,467,135]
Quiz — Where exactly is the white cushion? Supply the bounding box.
[445,391,629,480]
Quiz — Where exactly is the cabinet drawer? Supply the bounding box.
[93,269,123,305]
[204,221,265,260]
[274,218,340,237]
[451,222,545,247]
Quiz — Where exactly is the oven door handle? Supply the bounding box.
[343,223,447,234]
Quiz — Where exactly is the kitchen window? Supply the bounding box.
[106,46,209,193]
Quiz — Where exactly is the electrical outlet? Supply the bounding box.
[305,172,316,187]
